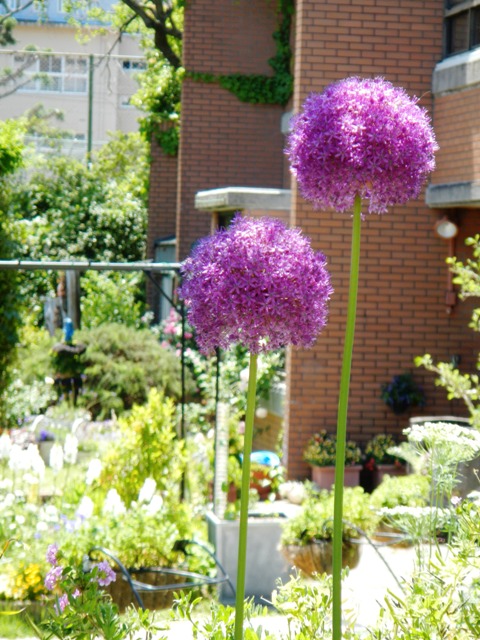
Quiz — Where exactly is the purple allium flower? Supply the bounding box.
[178,215,333,355]
[46,543,59,566]
[93,561,116,586]
[45,565,63,590]
[286,76,438,214]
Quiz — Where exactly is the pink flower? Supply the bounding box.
[94,560,116,586]
[46,543,59,566]
[286,76,438,214]
[45,565,63,590]
[178,215,333,355]
[54,589,80,614]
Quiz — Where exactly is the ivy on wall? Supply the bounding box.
[187,0,294,106]
[141,0,293,156]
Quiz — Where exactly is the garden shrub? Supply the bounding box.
[76,323,192,418]
[98,388,186,506]
[370,473,430,511]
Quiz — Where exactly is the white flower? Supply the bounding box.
[85,458,102,485]
[49,443,64,472]
[138,478,157,504]
[143,494,163,516]
[103,489,126,517]
[29,445,45,479]
[8,444,31,473]
[64,434,78,465]
[404,422,480,464]
[76,496,94,520]
[0,433,12,460]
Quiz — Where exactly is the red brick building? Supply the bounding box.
[147,0,479,479]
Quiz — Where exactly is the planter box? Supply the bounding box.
[206,511,291,603]
[311,465,363,490]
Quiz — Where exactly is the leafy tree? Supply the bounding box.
[416,235,480,428]
[8,131,148,320]
[0,118,25,425]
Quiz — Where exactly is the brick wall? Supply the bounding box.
[431,86,480,185]
[146,136,178,314]
[285,0,475,478]
[177,0,286,259]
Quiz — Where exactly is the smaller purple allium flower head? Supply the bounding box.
[178,215,333,355]
[45,565,63,591]
[93,560,116,587]
[46,543,59,566]
[286,76,438,214]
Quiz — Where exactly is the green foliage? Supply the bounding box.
[34,550,165,640]
[0,119,25,175]
[80,271,147,330]
[364,434,400,465]
[187,0,293,107]
[281,486,379,546]
[76,323,189,418]
[175,590,275,640]
[370,474,430,511]
[61,502,196,570]
[98,388,185,506]
[7,132,148,323]
[303,430,361,467]
[416,236,480,428]
[0,119,26,426]
[132,55,183,155]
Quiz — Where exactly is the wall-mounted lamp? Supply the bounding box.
[435,216,459,240]
[434,215,459,313]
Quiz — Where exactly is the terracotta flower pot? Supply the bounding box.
[311,465,363,490]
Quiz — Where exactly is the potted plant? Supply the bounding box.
[364,434,406,487]
[303,430,362,489]
[380,373,425,415]
[280,486,379,576]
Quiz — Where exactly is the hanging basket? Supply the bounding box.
[103,568,186,612]
[281,539,361,577]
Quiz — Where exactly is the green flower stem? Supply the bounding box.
[332,193,362,640]
[234,352,258,640]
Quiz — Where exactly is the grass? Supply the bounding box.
[0,611,37,638]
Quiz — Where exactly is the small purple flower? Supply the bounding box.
[54,589,80,614]
[286,76,438,214]
[54,593,69,614]
[178,215,333,355]
[45,565,63,590]
[46,543,59,566]
[93,560,116,586]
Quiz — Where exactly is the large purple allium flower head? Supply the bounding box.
[286,76,438,214]
[178,215,333,355]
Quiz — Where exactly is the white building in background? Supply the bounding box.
[0,0,145,154]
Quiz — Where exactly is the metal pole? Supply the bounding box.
[87,54,94,167]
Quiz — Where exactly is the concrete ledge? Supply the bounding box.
[433,49,480,95]
[195,187,291,212]
[426,181,480,208]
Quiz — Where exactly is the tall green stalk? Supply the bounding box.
[332,194,362,640]
[234,352,258,640]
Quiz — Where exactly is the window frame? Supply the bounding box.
[16,54,88,95]
[445,0,480,56]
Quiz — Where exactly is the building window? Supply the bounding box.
[122,59,146,73]
[445,0,480,56]
[16,54,88,93]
